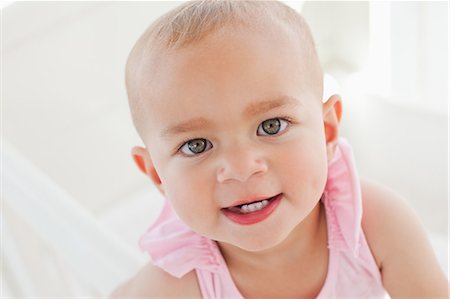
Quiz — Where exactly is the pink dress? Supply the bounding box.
[139,138,387,298]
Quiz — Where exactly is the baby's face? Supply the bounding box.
[138,25,328,251]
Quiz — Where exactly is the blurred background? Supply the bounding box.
[2,1,448,297]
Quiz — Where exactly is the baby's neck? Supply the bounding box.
[217,202,328,298]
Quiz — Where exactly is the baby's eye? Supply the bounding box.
[179,138,213,156]
[257,118,289,136]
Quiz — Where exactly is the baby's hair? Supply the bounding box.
[126,0,322,141]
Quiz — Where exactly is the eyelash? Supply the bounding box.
[176,116,294,157]
[256,117,291,136]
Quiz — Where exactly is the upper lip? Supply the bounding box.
[223,193,281,209]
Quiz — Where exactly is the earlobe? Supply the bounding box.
[131,146,165,195]
[132,147,148,174]
[323,94,343,161]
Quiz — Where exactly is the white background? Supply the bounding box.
[2,1,448,296]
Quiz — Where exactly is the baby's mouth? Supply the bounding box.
[223,194,282,214]
[221,193,283,225]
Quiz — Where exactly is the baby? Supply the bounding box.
[111,1,448,297]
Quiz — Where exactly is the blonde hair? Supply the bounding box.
[126,0,321,140]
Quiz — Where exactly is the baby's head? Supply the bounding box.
[127,0,342,251]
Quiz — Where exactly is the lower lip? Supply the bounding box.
[222,193,283,225]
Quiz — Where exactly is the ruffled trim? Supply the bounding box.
[139,201,222,278]
[322,138,362,257]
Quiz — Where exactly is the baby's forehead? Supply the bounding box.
[128,2,319,85]
[126,1,322,139]
[142,20,318,83]
[136,25,321,121]
[144,31,311,98]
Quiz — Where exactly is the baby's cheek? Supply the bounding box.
[162,172,193,211]
[278,141,328,195]
[163,169,216,228]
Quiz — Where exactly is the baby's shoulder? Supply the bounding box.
[360,178,409,224]
[109,262,201,298]
[359,178,449,295]
[359,179,429,268]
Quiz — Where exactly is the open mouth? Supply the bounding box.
[224,194,281,214]
[221,193,283,225]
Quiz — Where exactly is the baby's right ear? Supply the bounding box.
[131,146,164,195]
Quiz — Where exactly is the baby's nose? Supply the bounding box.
[216,146,268,183]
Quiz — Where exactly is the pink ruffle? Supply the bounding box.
[322,138,362,256]
[139,201,222,278]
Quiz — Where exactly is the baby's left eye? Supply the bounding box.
[257,118,289,136]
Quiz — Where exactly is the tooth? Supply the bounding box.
[239,200,268,213]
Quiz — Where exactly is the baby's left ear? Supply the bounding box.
[322,94,342,161]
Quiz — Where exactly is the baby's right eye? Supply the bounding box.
[179,138,213,156]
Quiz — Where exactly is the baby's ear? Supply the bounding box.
[131,146,165,196]
[322,94,342,161]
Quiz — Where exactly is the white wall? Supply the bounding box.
[302,1,448,234]
[3,2,182,213]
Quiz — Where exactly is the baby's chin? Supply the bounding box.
[217,225,296,254]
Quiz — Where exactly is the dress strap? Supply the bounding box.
[321,138,363,256]
[139,201,222,278]
[139,201,244,298]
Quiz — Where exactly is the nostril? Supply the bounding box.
[216,167,227,183]
[217,160,268,184]
[255,159,268,174]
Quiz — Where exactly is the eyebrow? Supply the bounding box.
[243,95,300,118]
[161,95,300,138]
[161,117,213,138]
